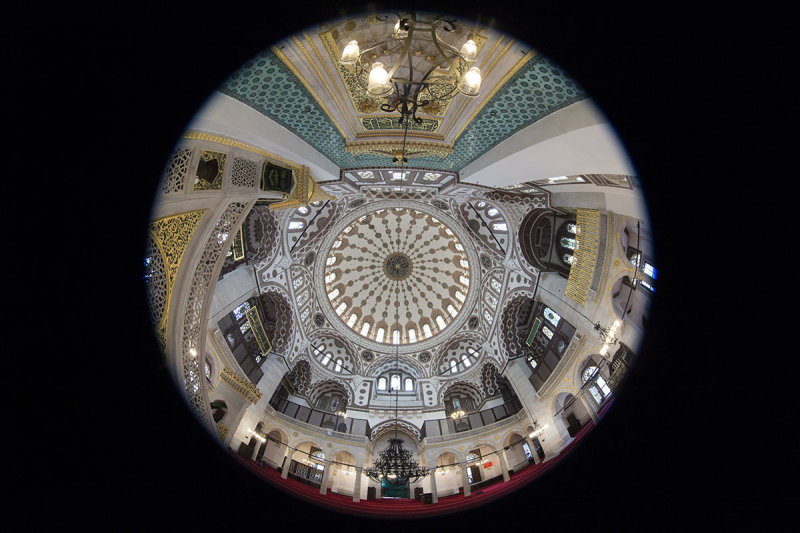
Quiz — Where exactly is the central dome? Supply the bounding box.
[324,206,470,345]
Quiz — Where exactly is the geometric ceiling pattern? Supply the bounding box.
[219,49,587,171]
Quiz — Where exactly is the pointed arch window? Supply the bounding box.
[492,222,508,232]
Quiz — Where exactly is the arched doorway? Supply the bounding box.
[329,450,357,496]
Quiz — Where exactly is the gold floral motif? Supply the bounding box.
[345,140,454,159]
[221,366,263,404]
[148,209,208,356]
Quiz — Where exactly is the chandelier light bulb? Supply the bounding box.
[367,62,393,96]
[460,39,477,61]
[340,40,360,64]
[458,66,482,96]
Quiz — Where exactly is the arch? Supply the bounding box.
[369,419,422,442]
[306,379,353,409]
[439,381,484,411]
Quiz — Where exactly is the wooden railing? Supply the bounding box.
[270,397,370,438]
[421,398,524,441]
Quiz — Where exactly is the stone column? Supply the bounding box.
[498,450,510,482]
[578,393,600,424]
[525,436,541,464]
[249,436,260,461]
[280,447,292,479]
[352,468,362,502]
[319,462,332,495]
[461,466,471,497]
[429,468,439,503]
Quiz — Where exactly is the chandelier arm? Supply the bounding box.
[385,17,415,81]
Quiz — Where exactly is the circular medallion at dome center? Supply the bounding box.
[384,253,412,281]
[324,206,470,345]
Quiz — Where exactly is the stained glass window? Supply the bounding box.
[560,237,576,250]
[233,301,251,320]
[543,307,561,326]
[490,278,502,292]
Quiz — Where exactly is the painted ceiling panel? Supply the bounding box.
[219,44,587,172]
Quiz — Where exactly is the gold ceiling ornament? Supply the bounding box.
[344,139,454,160]
[269,165,337,210]
[147,209,208,355]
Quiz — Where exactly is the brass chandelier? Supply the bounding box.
[339,12,482,124]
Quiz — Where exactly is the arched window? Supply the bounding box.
[407,328,417,343]
[455,290,466,303]
[447,304,458,317]
[492,222,508,232]
[375,327,385,343]
[335,302,347,315]
[582,366,612,404]
[347,314,358,327]
[328,288,340,300]
[325,272,337,284]
[459,259,469,268]
[326,256,337,266]
[560,237,576,250]
[296,206,310,215]
[423,324,433,338]
[567,223,578,234]
[461,354,471,368]
[390,374,400,391]
[361,322,371,336]
[392,329,400,344]
[288,220,304,230]
[335,358,343,372]
[487,208,499,217]
[459,275,470,286]
[377,377,387,390]
[435,315,447,330]
[404,377,414,391]
[562,254,575,265]
[320,352,331,366]
[450,360,457,374]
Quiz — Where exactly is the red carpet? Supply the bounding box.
[228,415,601,518]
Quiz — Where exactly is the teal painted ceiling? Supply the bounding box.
[219,49,587,172]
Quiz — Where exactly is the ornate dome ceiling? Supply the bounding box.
[323,206,470,345]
